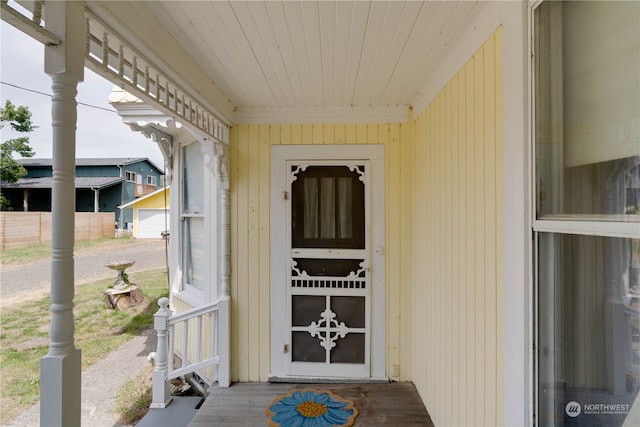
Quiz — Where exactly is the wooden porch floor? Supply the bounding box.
[189,382,434,426]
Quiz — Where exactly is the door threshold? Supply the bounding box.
[268,375,389,384]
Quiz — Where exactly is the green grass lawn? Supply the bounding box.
[0,236,134,266]
[0,268,168,424]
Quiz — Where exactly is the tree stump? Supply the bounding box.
[104,285,144,310]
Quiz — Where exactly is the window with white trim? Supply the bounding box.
[533,1,639,425]
[147,175,157,186]
[125,171,136,182]
[182,141,206,292]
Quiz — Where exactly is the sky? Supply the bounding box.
[0,21,165,168]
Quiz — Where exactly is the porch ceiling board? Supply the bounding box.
[100,0,485,123]
[3,1,487,124]
[230,0,297,107]
[182,1,269,107]
[399,1,481,106]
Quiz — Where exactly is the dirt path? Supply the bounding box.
[0,239,167,307]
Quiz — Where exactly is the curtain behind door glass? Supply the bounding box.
[320,177,336,239]
[337,177,353,239]
[293,166,364,248]
[303,178,318,238]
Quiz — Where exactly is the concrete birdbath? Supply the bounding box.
[105,261,135,290]
[104,261,143,310]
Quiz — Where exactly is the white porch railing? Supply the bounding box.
[151,296,230,409]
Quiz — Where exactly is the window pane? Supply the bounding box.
[538,234,639,426]
[292,166,365,249]
[184,217,205,290]
[535,1,640,218]
[183,142,204,213]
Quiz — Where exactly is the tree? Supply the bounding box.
[1,100,37,209]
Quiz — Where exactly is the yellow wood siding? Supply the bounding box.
[229,122,413,382]
[411,29,504,426]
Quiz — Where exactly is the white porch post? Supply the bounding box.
[218,181,231,387]
[40,2,84,427]
[214,145,231,387]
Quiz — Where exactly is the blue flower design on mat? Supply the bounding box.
[266,389,358,427]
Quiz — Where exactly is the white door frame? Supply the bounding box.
[270,144,386,381]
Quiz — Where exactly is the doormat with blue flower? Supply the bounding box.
[266,388,358,427]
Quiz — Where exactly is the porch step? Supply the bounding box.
[137,396,203,427]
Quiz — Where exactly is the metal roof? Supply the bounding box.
[1,176,124,190]
[18,157,155,168]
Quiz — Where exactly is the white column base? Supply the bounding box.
[40,348,81,427]
[150,370,172,408]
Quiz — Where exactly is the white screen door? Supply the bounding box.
[271,145,386,381]
[287,162,370,377]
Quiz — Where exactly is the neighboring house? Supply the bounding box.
[119,186,170,239]
[1,158,164,230]
[4,2,638,427]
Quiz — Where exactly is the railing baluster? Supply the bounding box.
[212,310,218,381]
[212,311,217,361]
[102,32,108,68]
[132,57,138,87]
[32,1,43,25]
[118,45,124,77]
[168,324,174,373]
[182,320,188,369]
[196,315,202,363]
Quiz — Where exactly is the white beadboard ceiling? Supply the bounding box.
[95,1,484,123]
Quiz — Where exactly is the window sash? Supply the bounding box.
[533,0,640,221]
[183,216,205,290]
[183,142,204,214]
[180,141,208,294]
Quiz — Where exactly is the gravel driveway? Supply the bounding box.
[0,239,168,307]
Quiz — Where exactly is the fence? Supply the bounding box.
[0,212,115,250]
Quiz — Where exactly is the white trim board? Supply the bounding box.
[235,105,410,125]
